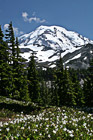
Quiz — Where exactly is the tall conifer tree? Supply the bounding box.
[0,25,12,96]
[28,53,40,103]
[55,55,64,106]
[55,54,77,106]
[70,70,84,106]
[83,59,93,106]
[5,22,29,100]
[5,22,16,96]
[14,37,29,101]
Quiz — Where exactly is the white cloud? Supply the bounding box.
[19,31,24,35]
[4,24,24,36]
[13,27,24,35]
[22,12,28,18]
[4,24,9,30]
[13,27,19,35]
[22,12,46,23]
[22,12,28,22]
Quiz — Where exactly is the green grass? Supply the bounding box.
[0,96,93,140]
[0,96,42,114]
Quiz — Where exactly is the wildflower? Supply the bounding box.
[11,136,14,140]
[48,134,51,138]
[82,116,85,119]
[39,133,42,136]
[80,134,83,136]
[83,123,86,127]
[34,129,38,132]
[53,130,56,134]
[17,133,20,137]
[21,127,24,130]
[69,133,74,137]
[46,130,49,134]
[0,122,3,127]
[63,120,66,124]
[60,125,63,128]
[45,118,49,121]
[10,121,13,124]
[28,126,30,129]
[68,130,73,134]
[89,133,92,136]
[4,122,8,125]
[63,128,67,131]
[64,115,67,119]
[46,124,49,127]
[36,124,38,127]
[45,127,48,130]
[6,127,10,131]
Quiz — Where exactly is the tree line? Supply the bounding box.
[0,22,93,107]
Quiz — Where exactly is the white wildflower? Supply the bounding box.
[6,127,10,131]
[39,133,42,136]
[21,127,24,130]
[17,133,20,137]
[53,130,56,134]
[48,134,51,138]
[63,128,67,131]
[69,133,74,137]
[83,123,86,127]
[28,126,30,129]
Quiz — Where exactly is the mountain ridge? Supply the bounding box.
[18,25,93,69]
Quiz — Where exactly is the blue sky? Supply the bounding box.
[0,0,93,39]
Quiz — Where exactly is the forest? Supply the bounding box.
[0,22,93,139]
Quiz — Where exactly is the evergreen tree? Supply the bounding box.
[40,81,51,106]
[55,55,65,106]
[51,81,59,106]
[5,23,29,101]
[70,70,84,106]
[5,22,16,67]
[28,53,40,103]
[55,55,77,106]
[13,37,29,101]
[83,59,93,106]
[63,68,77,106]
[5,22,16,96]
[0,25,12,96]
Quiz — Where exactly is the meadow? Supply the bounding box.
[0,97,93,140]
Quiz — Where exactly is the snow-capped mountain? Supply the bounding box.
[19,25,93,69]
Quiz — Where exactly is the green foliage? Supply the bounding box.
[83,58,93,107]
[40,81,52,106]
[4,23,29,101]
[0,106,93,139]
[55,56,78,106]
[28,54,40,103]
[0,96,41,114]
[0,25,12,96]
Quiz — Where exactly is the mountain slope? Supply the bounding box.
[19,25,93,69]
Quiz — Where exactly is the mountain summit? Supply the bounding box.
[19,25,93,69]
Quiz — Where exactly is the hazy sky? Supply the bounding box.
[0,0,93,39]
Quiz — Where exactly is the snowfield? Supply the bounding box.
[19,25,93,68]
